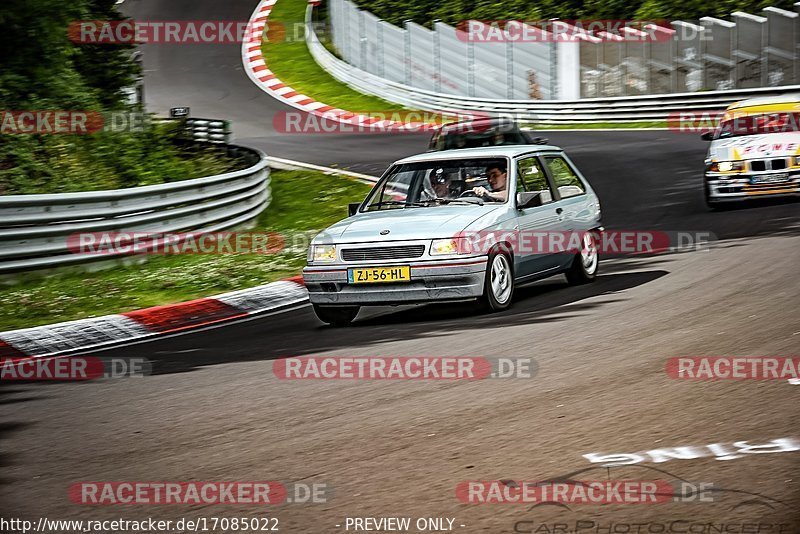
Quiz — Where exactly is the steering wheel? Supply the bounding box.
[459,190,481,198]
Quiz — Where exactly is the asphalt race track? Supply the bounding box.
[1,0,799,531]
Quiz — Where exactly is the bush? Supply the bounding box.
[0,0,240,196]
[0,122,245,195]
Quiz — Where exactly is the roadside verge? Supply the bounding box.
[0,279,308,358]
[0,162,377,355]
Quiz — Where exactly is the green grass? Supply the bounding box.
[262,0,406,112]
[0,169,372,331]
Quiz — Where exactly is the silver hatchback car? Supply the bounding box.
[303,146,603,325]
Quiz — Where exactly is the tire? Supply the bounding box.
[479,248,514,312]
[565,231,599,285]
[312,304,359,326]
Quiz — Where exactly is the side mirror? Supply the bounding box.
[516,191,543,209]
[348,202,361,216]
[700,130,714,141]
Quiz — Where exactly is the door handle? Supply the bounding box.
[555,208,563,214]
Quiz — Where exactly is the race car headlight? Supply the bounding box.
[709,161,745,173]
[311,244,337,263]
[430,238,472,255]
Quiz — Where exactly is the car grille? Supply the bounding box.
[749,158,788,172]
[341,245,426,261]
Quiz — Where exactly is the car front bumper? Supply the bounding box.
[302,256,488,305]
[706,171,800,200]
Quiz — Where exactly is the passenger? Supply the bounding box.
[432,174,453,198]
[423,171,454,200]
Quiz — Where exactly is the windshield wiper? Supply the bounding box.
[425,197,484,206]
[370,200,426,208]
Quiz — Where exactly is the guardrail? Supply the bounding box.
[306,5,800,123]
[0,145,270,274]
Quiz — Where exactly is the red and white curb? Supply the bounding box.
[241,0,436,131]
[0,278,308,358]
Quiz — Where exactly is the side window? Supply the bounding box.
[515,156,553,203]
[543,156,585,199]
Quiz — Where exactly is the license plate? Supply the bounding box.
[752,173,789,184]
[348,266,411,284]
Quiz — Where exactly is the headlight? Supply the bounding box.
[311,244,336,263]
[709,161,745,173]
[430,238,471,255]
[793,156,800,167]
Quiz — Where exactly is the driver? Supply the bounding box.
[472,163,508,201]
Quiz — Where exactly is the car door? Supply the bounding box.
[512,154,564,279]
[540,153,592,270]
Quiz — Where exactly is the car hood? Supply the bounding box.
[317,205,502,243]
[708,132,800,160]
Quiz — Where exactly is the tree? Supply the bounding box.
[0,0,140,110]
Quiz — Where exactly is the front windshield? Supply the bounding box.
[714,111,800,139]
[362,158,510,211]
